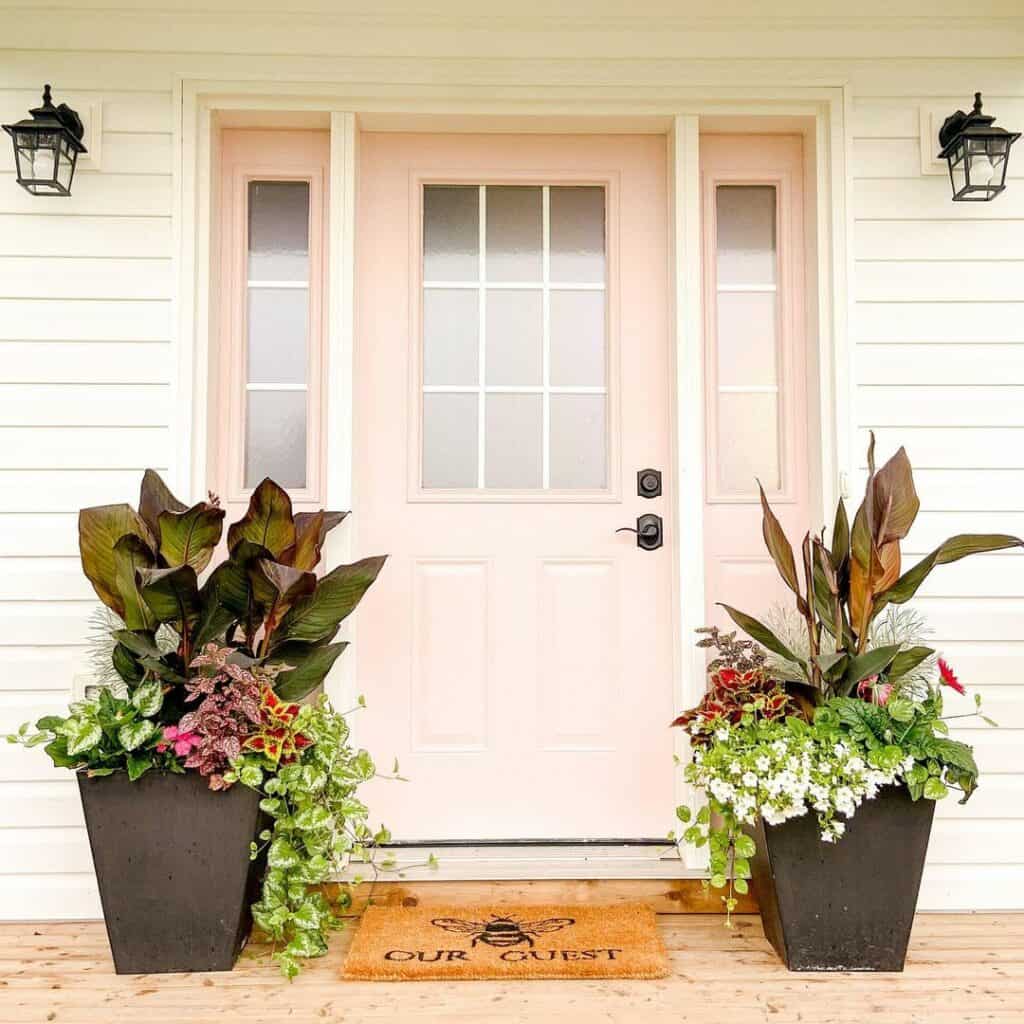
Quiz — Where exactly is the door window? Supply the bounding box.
[420,184,608,492]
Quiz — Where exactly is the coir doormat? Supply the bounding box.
[341,902,669,981]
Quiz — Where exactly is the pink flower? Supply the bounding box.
[856,674,892,706]
[938,658,966,696]
[856,674,880,700]
[156,725,200,757]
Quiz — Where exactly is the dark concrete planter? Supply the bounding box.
[750,786,935,972]
[78,770,266,974]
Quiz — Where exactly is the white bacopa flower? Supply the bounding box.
[741,771,758,788]
[755,755,770,773]
[709,779,736,803]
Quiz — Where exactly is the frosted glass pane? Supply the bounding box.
[549,394,606,489]
[550,290,605,387]
[550,186,605,284]
[716,186,776,287]
[424,186,479,281]
[485,186,542,282]
[485,394,542,489]
[423,393,478,489]
[424,289,478,386]
[247,288,308,385]
[246,390,307,489]
[717,391,780,493]
[248,181,310,282]
[486,289,542,386]
[716,292,777,388]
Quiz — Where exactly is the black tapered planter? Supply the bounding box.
[78,770,266,974]
[750,786,935,972]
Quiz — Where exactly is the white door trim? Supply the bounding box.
[175,78,851,881]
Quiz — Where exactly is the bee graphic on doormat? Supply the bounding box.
[430,914,576,949]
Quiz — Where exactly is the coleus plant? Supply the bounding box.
[78,471,386,703]
[719,434,1022,700]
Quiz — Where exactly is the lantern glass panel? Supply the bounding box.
[949,143,967,197]
[57,145,75,193]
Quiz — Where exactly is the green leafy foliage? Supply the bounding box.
[5,684,175,779]
[676,676,988,923]
[77,472,386,701]
[719,434,1022,699]
[225,694,389,979]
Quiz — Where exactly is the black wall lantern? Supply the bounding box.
[3,84,87,197]
[938,92,1020,202]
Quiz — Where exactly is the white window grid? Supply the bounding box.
[422,184,608,490]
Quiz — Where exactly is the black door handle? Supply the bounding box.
[616,513,663,551]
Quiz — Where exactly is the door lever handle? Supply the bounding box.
[616,513,663,551]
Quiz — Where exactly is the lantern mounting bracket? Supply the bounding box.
[937,93,995,156]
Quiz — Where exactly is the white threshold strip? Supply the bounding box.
[335,842,704,882]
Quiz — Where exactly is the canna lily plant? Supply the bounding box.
[78,470,386,703]
[720,433,1023,701]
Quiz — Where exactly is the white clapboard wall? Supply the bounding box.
[0,1,1022,919]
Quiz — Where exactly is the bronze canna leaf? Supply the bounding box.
[874,534,1024,614]
[758,482,805,610]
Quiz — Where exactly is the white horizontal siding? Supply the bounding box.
[0,384,171,426]
[0,80,176,919]
[852,90,1024,913]
[0,18,1020,920]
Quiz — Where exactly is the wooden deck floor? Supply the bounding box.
[1,914,1021,1024]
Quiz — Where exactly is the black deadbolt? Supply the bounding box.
[637,467,662,498]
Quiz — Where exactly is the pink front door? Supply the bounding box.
[353,133,675,840]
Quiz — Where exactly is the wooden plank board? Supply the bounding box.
[0,915,1021,1024]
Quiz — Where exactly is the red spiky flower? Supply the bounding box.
[938,658,966,696]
